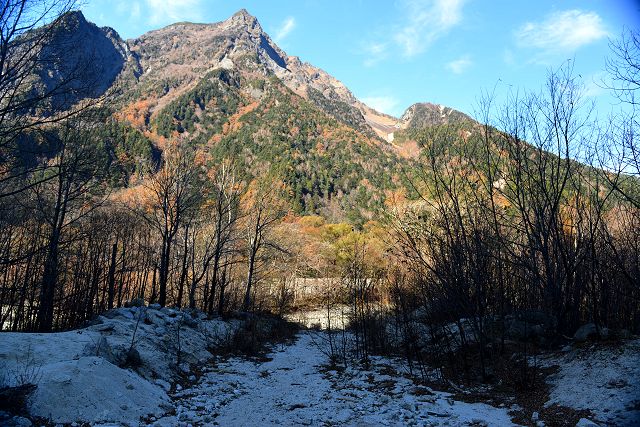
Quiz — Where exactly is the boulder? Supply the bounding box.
[182,313,199,328]
[125,297,145,307]
[576,418,600,427]
[506,320,544,340]
[101,309,120,319]
[517,310,557,329]
[573,323,609,342]
[83,336,117,365]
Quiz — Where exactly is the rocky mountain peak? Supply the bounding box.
[400,102,472,129]
[59,10,88,26]
[31,9,127,111]
[224,8,262,35]
[32,10,473,142]
[231,8,257,22]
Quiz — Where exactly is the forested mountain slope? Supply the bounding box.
[24,9,485,222]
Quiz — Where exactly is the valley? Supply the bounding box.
[0,3,639,426]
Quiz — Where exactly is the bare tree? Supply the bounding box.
[241,176,287,312]
[600,29,640,208]
[0,1,77,143]
[605,28,640,106]
[200,160,241,314]
[0,1,116,202]
[27,115,108,331]
[139,144,203,307]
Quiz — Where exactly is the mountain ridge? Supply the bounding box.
[23,9,481,222]
[47,9,473,142]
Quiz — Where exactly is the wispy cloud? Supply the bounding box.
[515,10,608,56]
[362,42,389,67]
[394,0,466,57]
[502,49,515,66]
[583,72,607,98]
[360,0,465,65]
[274,17,296,42]
[145,0,203,26]
[446,55,472,74]
[362,95,401,116]
[116,0,141,21]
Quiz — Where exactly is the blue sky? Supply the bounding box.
[82,0,639,119]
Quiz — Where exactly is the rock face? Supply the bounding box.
[125,9,381,137]
[30,9,471,138]
[400,102,473,129]
[32,11,128,111]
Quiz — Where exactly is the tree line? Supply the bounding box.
[327,41,640,386]
[0,0,638,362]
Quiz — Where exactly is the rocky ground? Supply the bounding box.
[0,307,638,426]
[150,332,515,426]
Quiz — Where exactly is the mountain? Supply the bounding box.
[400,102,474,129]
[31,11,129,111]
[117,9,412,140]
[27,9,476,223]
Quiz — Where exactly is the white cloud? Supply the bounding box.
[362,42,389,67]
[116,0,141,20]
[394,0,466,57]
[361,95,401,116]
[145,0,203,26]
[583,72,606,98]
[503,49,515,66]
[446,55,472,74]
[274,17,296,42]
[515,10,608,54]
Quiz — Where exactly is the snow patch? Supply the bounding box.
[150,332,516,426]
[0,306,234,424]
[542,339,640,426]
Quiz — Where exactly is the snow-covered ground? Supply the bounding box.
[151,331,516,426]
[0,306,235,424]
[1,306,639,426]
[540,340,640,426]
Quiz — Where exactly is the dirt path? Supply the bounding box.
[150,332,515,426]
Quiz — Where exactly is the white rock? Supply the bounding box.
[576,419,600,427]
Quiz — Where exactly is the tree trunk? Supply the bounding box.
[158,233,171,307]
[107,242,117,310]
[37,229,61,332]
[243,246,257,312]
[176,228,189,308]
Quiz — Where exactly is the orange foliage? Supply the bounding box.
[143,130,170,150]
[115,99,156,129]
[209,134,223,145]
[223,101,259,135]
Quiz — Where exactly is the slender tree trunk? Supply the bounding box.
[107,242,117,310]
[243,240,258,312]
[37,178,68,332]
[37,229,61,332]
[159,233,171,307]
[218,261,228,315]
[176,227,189,308]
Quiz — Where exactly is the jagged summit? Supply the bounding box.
[33,9,473,145]
[224,8,262,34]
[60,9,89,24]
[30,9,127,111]
[230,8,258,23]
[400,102,473,129]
